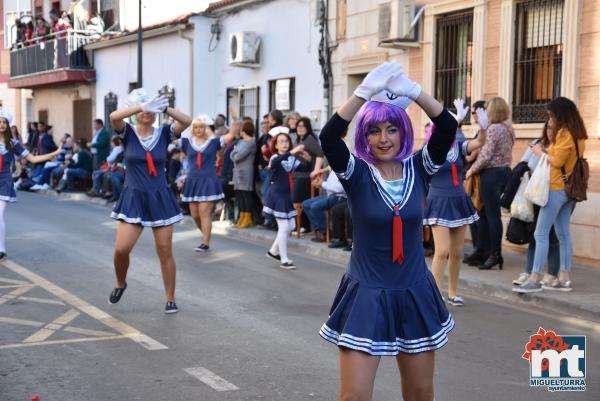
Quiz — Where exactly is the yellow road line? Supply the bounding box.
[63,326,116,337]
[0,286,34,305]
[0,335,127,350]
[1,260,168,351]
[23,309,81,343]
[0,316,45,327]
[17,296,65,306]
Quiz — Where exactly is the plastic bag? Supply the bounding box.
[525,154,550,206]
[510,172,534,222]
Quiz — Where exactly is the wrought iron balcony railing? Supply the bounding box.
[10,30,97,77]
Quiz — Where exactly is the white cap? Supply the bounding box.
[126,88,151,107]
[195,114,215,126]
[0,110,13,125]
[268,126,290,137]
[370,90,412,110]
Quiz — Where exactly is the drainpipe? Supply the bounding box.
[179,27,194,116]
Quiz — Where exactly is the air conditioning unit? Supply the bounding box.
[378,0,422,48]
[229,32,261,68]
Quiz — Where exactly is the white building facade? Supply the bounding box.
[190,0,327,128]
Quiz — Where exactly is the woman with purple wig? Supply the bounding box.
[423,101,488,307]
[318,62,457,401]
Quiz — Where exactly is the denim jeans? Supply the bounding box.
[525,205,559,276]
[110,171,124,201]
[301,195,346,232]
[532,190,574,274]
[66,168,91,190]
[478,167,510,255]
[92,170,106,192]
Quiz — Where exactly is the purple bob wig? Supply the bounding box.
[354,101,414,164]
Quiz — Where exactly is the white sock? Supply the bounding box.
[274,218,294,263]
[0,201,7,253]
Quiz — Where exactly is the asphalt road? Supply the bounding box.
[0,192,597,401]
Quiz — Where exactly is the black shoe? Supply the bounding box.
[328,240,348,249]
[479,253,504,270]
[195,244,210,252]
[165,301,179,314]
[464,248,484,265]
[108,282,127,304]
[55,179,67,193]
[266,251,281,261]
[0,252,6,261]
[343,243,353,252]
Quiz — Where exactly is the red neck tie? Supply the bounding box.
[450,163,459,187]
[288,173,294,194]
[145,151,158,176]
[0,154,3,173]
[196,152,203,169]
[392,205,404,265]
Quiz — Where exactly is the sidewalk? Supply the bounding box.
[38,190,600,322]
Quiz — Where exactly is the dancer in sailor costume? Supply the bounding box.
[180,109,239,252]
[0,111,62,261]
[107,89,192,314]
[424,100,488,307]
[318,62,458,401]
[264,128,307,269]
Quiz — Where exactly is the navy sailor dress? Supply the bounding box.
[262,152,304,219]
[111,123,183,227]
[0,140,29,202]
[318,110,457,355]
[423,140,479,227]
[180,136,225,202]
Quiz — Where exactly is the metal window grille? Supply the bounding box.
[268,78,295,113]
[512,0,564,123]
[435,11,473,123]
[240,87,260,129]
[226,87,260,131]
[104,92,118,136]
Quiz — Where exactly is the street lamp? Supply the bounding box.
[137,0,142,87]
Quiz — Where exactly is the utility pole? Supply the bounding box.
[137,0,143,87]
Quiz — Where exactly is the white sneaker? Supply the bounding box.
[30,184,43,190]
[512,273,530,286]
[541,274,558,286]
[40,183,51,191]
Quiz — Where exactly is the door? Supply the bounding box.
[73,99,92,141]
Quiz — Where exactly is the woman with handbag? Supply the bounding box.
[465,97,515,270]
[514,97,587,293]
[510,123,560,287]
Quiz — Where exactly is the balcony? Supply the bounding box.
[8,30,97,89]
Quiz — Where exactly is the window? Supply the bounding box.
[104,92,118,135]
[226,86,260,130]
[336,0,347,40]
[100,0,120,31]
[268,78,295,113]
[512,0,563,123]
[434,10,473,123]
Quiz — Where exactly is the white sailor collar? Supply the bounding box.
[366,156,415,212]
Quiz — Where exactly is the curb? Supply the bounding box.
[33,189,600,322]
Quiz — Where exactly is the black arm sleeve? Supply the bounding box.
[319,113,351,173]
[427,109,458,165]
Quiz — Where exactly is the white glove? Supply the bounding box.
[453,98,469,123]
[140,96,169,113]
[475,108,489,130]
[386,68,422,100]
[354,62,403,101]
